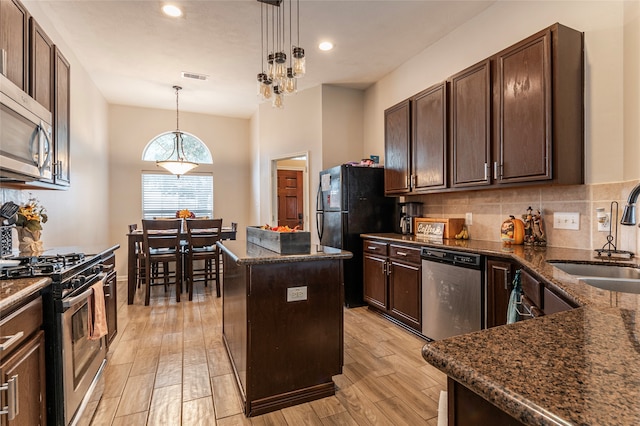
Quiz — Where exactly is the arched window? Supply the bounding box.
[142,131,212,163]
[141,132,214,219]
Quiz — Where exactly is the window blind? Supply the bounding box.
[142,172,213,219]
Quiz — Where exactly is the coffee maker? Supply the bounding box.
[398,202,423,235]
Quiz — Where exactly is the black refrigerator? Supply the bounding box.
[316,164,395,307]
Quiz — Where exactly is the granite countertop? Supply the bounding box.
[218,239,353,265]
[362,233,640,426]
[0,276,51,313]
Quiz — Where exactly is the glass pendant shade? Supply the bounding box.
[157,157,199,175]
[272,86,284,108]
[292,46,305,77]
[284,68,296,94]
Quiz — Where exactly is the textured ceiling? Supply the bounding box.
[25,0,495,118]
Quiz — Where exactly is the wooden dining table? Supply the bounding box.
[126,227,237,304]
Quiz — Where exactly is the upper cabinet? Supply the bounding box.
[450,60,492,188]
[384,82,447,196]
[0,0,29,91]
[385,23,584,195]
[384,99,411,194]
[30,18,54,111]
[53,47,70,186]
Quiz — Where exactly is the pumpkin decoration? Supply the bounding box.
[501,215,525,245]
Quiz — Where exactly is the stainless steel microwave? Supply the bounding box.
[0,72,53,184]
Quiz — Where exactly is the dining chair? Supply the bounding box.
[142,219,183,305]
[128,224,147,289]
[184,218,223,300]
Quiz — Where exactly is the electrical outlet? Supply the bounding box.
[287,286,307,302]
[553,212,580,230]
[465,212,473,226]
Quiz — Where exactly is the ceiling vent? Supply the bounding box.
[181,71,209,81]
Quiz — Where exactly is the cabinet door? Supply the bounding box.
[104,271,117,346]
[412,82,447,192]
[389,260,421,330]
[496,30,552,183]
[0,331,46,426]
[450,60,492,188]
[384,99,411,195]
[29,18,53,111]
[486,259,513,328]
[53,47,70,186]
[0,0,29,91]
[363,254,387,311]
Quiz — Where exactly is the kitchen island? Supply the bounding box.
[361,233,640,426]
[217,239,352,417]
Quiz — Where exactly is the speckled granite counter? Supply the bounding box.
[0,277,50,312]
[218,239,353,265]
[361,233,640,426]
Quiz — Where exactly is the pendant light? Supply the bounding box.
[157,86,198,176]
[257,0,304,108]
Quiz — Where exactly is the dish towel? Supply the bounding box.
[88,279,108,340]
[506,269,522,324]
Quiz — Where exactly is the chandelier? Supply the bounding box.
[256,0,305,109]
[157,86,198,176]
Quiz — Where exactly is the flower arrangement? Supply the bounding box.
[16,198,48,232]
[176,209,195,219]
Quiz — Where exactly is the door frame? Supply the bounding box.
[270,151,309,231]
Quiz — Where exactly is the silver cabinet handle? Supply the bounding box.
[367,246,378,251]
[0,332,24,352]
[0,375,19,420]
[395,251,407,257]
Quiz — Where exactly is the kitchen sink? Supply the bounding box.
[549,261,640,294]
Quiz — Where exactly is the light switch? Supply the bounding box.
[553,212,580,230]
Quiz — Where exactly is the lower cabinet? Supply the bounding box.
[363,239,421,331]
[0,296,47,426]
[102,253,118,347]
[486,258,515,328]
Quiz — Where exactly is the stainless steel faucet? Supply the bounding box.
[621,182,640,226]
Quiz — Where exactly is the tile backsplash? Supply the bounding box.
[407,180,640,256]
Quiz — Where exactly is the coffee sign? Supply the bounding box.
[415,220,445,239]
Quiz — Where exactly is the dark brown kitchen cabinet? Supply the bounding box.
[363,240,421,331]
[411,82,447,192]
[29,18,54,111]
[53,47,70,186]
[0,296,47,426]
[494,24,583,185]
[103,254,118,347]
[0,0,29,91]
[384,99,411,194]
[486,258,515,328]
[450,59,492,188]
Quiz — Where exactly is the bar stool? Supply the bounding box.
[184,218,222,300]
[142,219,183,305]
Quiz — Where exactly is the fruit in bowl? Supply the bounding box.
[259,224,300,232]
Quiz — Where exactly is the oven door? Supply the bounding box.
[60,273,107,425]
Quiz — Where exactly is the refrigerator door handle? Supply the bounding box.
[316,211,324,241]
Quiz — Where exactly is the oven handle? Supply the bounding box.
[62,273,107,309]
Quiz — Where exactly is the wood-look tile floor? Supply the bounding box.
[90,279,446,425]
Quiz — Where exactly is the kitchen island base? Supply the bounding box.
[219,240,351,417]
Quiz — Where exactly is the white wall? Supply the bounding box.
[321,86,365,168]
[107,105,251,275]
[363,1,636,184]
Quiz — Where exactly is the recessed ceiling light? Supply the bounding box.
[319,41,334,51]
[162,4,183,18]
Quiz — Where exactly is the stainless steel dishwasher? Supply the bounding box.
[421,247,484,340]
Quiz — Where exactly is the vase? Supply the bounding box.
[16,228,44,254]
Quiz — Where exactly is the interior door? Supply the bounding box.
[277,169,303,229]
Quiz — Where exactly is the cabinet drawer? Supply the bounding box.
[520,269,542,308]
[389,244,421,264]
[543,288,573,315]
[363,240,388,256]
[0,297,42,356]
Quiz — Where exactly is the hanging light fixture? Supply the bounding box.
[257,0,304,108]
[157,86,198,176]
